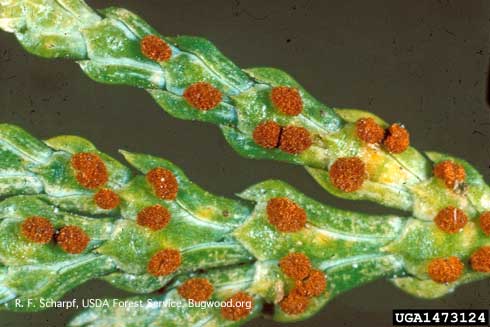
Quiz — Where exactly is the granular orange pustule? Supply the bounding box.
[178,278,214,302]
[329,157,366,192]
[433,160,466,190]
[56,226,90,254]
[146,167,179,200]
[221,292,254,321]
[147,248,181,276]
[279,252,312,280]
[279,290,309,315]
[94,189,120,210]
[137,204,171,231]
[21,216,54,244]
[427,257,464,283]
[470,246,490,272]
[278,126,312,154]
[266,197,307,232]
[383,123,410,153]
[355,117,385,144]
[253,121,281,149]
[479,212,490,236]
[295,269,327,297]
[140,35,172,62]
[434,206,468,234]
[71,152,108,189]
[183,82,222,110]
[270,86,303,116]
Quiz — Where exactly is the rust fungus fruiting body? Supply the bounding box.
[383,123,410,154]
[279,253,312,280]
[270,86,303,116]
[140,35,172,62]
[147,249,181,276]
[278,126,312,154]
[266,197,307,232]
[252,121,281,149]
[433,160,466,190]
[146,167,179,200]
[279,290,309,315]
[56,226,90,254]
[329,157,366,192]
[137,204,171,231]
[434,206,468,234]
[355,117,385,144]
[21,216,54,244]
[178,278,214,302]
[427,257,464,283]
[71,152,108,189]
[253,122,312,154]
[94,189,120,210]
[296,269,327,297]
[183,82,223,110]
[470,246,490,272]
[479,212,490,236]
[220,292,254,321]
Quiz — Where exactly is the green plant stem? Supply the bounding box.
[2,0,489,220]
[0,124,487,326]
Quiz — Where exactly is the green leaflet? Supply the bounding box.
[149,89,238,125]
[0,218,73,266]
[38,193,114,217]
[0,126,44,196]
[0,175,42,198]
[384,220,486,278]
[2,255,115,312]
[402,151,482,220]
[425,151,490,214]
[306,166,414,211]
[274,255,401,323]
[0,1,25,33]
[69,264,262,327]
[38,135,132,215]
[0,124,52,164]
[239,180,404,237]
[97,218,251,275]
[162,52,237,96]
[121,151,250,226]
[244,67,343,134]
[335,108,431,181]
[305,109,430,211]
[221,125,329,168]
[80,17,165,89]
[409,178,477,220]
[171,35,253,94]
[235,180,402,261]
[14,0,98,59]
[54,0,100,23]
[45,135,132,189]
[391,270,490,300]
[0,123,52,195]
[230,84,330,168]
[0,196,113,268]
[99,7,160,38]
[0,196,114,240]
[101,271,170,294]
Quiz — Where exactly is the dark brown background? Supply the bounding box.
[1,0,490,326]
